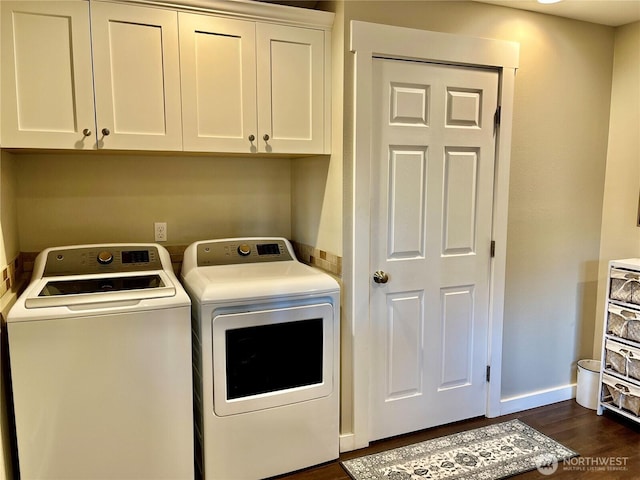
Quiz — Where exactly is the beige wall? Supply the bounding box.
[338,1,613,401]
[0,151,17,480]
[14,152,292,252]
[594,21,640,356]
[291,154,342,255]
[0,152,18,269]
[291,0,344,257]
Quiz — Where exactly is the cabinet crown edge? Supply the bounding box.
[110,0,335,30]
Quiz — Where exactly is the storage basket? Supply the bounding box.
[602,373,640,416]
[605,339,640,382]
[607,305,640,342]
[576,359,600,409]
[610,268,640,306]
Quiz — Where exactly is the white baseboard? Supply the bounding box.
[341,384,577,453]
[339,433,357,453]
[499,383,577,415]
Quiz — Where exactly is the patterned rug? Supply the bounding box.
[341,419,578,480]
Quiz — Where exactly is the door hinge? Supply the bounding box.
[486,365,491,382]
[490,240,495,258]
[494,106,501,128]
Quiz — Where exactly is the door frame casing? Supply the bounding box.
[343,21,519,451]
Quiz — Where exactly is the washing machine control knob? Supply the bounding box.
[97,251,114,265]
[237,244,251,256]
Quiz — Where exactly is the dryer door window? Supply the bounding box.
[225,317,323,400]
[212,303,334,416]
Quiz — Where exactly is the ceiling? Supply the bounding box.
[256,0,640,27]
[473,0,640,27]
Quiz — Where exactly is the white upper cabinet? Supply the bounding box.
[91,2,182,151]
[1,1,182,151]
[179,14,328,155]
[256,24,325,154]
[179,14,257,153]
[1,1,96,149]
[1,0,332,154]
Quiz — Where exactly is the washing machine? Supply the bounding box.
[7,243,194,480]
[181,237,340,480]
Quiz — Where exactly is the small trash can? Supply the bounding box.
[576,359,600,410]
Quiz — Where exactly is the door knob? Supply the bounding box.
[82,128,92,137]
[263,134,270,142]
[373,271,389,284]
[101,128,110,136]
[248,134,255,142]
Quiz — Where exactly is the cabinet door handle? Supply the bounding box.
[101,128,111,136]
[248,134,255,142]
[263,134,270,142]
[82,128,92,137]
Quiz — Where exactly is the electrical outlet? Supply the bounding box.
[154,222,167,242]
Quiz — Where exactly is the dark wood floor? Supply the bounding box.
[274,400,640,479]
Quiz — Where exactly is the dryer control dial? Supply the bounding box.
[97,251,114,265]
[237,244,251,257]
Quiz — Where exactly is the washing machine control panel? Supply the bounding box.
[43,246,162,276]
[197,239,294,266]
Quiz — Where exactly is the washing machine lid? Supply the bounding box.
[23,271,177,309]
[182,261,339,304]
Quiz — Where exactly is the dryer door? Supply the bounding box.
[211,303,334,416]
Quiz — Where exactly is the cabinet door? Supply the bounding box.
[1,1,96,149]
[91,2,182,151]
[256,24,325,154]
[179,13,257,153]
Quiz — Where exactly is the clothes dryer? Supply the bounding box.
[181,237,340,480]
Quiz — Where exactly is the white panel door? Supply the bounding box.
[179,13,257,153]
[256,23,324,154]
[91,2,182,151]
[370,58,499,441]
[1,1,96,149]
